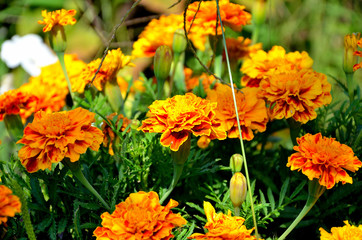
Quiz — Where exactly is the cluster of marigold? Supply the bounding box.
[1,1,362,239]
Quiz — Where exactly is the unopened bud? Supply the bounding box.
[230,172,247,208]
[253,0,266,26]
[172,29,187,54]
[154,45,173,81]
[230,153,243,173]
[343,33,360,74]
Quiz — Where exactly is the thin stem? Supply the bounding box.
[159,163,184,204]
[234,206,240,217]
[215,0,259,237]
[345,72,354,103]
[56,52,75,104]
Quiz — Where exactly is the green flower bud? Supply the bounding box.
[230,153,243,173]
[172,29,187,54]
[230,172,247,208]
[154,45,173,81]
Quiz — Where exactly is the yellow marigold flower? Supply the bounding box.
[188,201,258,240]
[0,89,38,122]
[206,84,268,140]
[17,107,103,173]
[259,69,332,124]
[77,49,134,92]
[93,191,187,240]
[38,9,77,32]
[241,46,313,87]
[353,37,362,71]
[102,113,132,156]
[138,93,226,151]
[320,220,362,240]
[0,185,21,225]
[224,37,262,61]
[287,133,362,189]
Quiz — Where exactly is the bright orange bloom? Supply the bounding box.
[93,191,187,240]
[353,37,362,71]
[0,89,38,122]
[197,136,211,149]
[102,113,132,156]
[241,46,313,87]
[184,68,218,92]
[259,69,332,124]
[319,220,362,240]
[138,93,226,151]
[224,37,262,61]
[206,84,268,140]
[287,133,362,189]
[38,9,77,32]
[188,201,258,240]
[76,49,134,92]
[17,108,103,173]
[0,185,21,225]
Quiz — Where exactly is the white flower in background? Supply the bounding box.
[0,34,57,76]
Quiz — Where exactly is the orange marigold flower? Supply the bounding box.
[0,89,38,122]
[138,93,226,151]
[320,220,362,240]
[259,69,332,124]
[241,46,313,87]
[184,68,218,92]
[77,49,134,92]
[206,84,268,140]
[197,136,211,149]
[38,9,77,32]
[353,37,362,71]
[224,37,262,61]
[287,133,362,189]
[102,113,132,156]
[0,185,21,225]
[93,191,187,240]
[17,107,103,173]
[188,201,258,240]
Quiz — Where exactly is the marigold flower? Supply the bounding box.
[38,9,77,32]
[0,89,38,122]
[188,201,258,240]
[241,46,313,87]
[353,37,362,71]
[224,37,262,61]
[319,220,362,240]
[206,84,268,140]
[184,68,218,92]
[287,133,362,189]
[259,69,332,124]
[197,136,211,149]
[102,113,132,156]
[93,191,187,240]
[0,185,21,225]
[17,107,103,173]
[138,93,226,151]
[76,49,134,92]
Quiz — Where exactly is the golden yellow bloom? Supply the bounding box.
[138,93,226,151]
[206,84,268,140]
[320,220,362,240]
[17,107,103,173]
[38,9,77,32]
[0,185,21,225]
[353,37,362,71]
[76,49,134,92]
[102,113,132,156]
[93,191,187,240]
[224,37,262,61]
[287,133,362,189]
[241,46,313,87]
[188,201,258,240]
[0,89,38,122]
[259,69,332,124]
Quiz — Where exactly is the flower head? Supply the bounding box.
[17,107,103,173]
[224,37,262,61]
[259,69,332,124]
[0,89,38,122]
[38,9,77,32]
[240,46,313,87]
[77,49,134,92]
[188,201,258,240]
[319,220,362,240]
[93,191,187,240]
[0,185,21,225]
[206,84,268,140]
[287,133,362,189]
[138,93,226,151]
[185,69,218,92]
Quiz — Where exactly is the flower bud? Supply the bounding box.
[154,45,173,81]
[172,29,187,54]
[197,136,211,149]
[230,172,247,208]
[253,0,266,26]
[229,153,243,173]
[343,33,360,74]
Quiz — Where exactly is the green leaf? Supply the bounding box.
[279,178,290,207]
[80,222,99,229]
[290,181,307,199]
[267,188,275,211]
[259,190,268,216]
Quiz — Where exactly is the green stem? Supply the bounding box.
[56,52,75,105]
[159,163,184,204]
[168,53,180,97]
[63,158,111,211]
[287,118,301,146]
[234,206,240,217]
[157,78,165,100]
[11,181,36,240]
[345,72,354,103]
[4,114,24,142]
